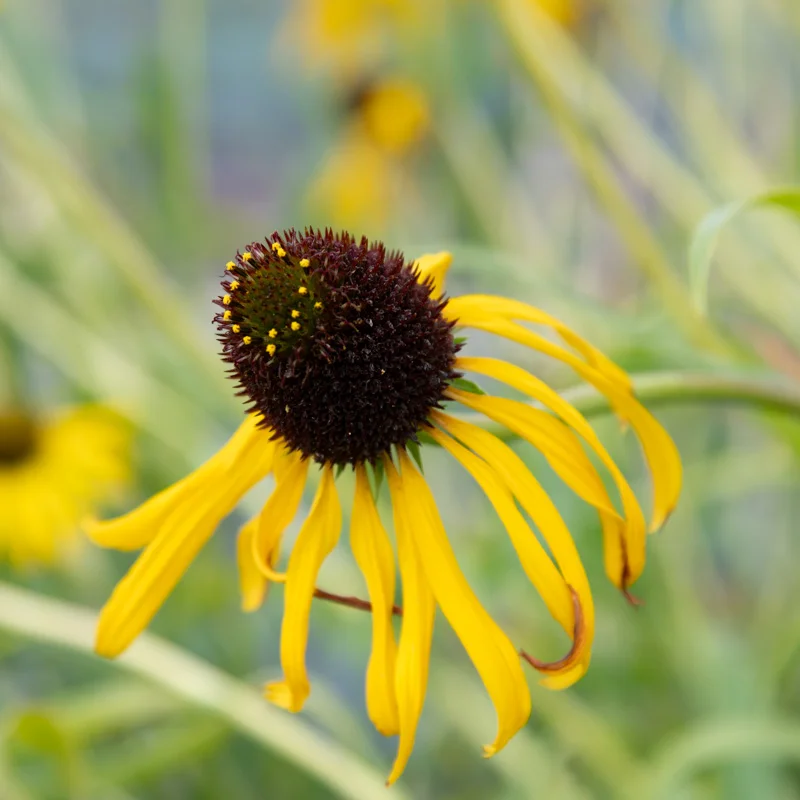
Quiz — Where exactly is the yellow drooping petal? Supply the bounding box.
[430,413,593,687]
[452,388,637,582]
[265,466,341,713]
[351,466,399,736]
[483,399,619,516]
[412,252,452,299]
[457,356,647,587]
[452,313,682,551]
[427,424,569,631]
[384,457,436,786]
[393,449,531,759]
[237,515,268,613]
[445,295,632,392]
[250,454,310,583]
[86,415,273,551]
[95,417,276,658]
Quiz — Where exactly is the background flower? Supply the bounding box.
[0,405,130,567]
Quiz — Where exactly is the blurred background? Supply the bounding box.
[1,0,800,797]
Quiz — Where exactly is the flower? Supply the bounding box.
[528,0,583,26]
[0,405,130,566]
[88,229,682,783]
[279,0,420,80]
[308,77,429,231]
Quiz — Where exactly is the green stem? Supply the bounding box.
[454,370,800,439]
[0,582,405,800]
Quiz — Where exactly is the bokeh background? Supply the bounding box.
[2,0,800,798]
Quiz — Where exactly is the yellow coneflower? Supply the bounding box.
[0,405,130,566]
[88,229,681,783]
[309,78,429,231]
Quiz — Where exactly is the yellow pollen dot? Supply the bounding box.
[291,309,301,319]
[223,295,232,305]
[232,324,241,333]
[314,301,323,310]
[226,261,236,270]
[230,280,240,290]
[271,242,280,251]
[223,310,232,320]
[242,252,253,261]
[243,335,252,344]
[277,247,287,258]
[298,286,308,296]
[290,321,301,331]
[300,258,310,268]
[268,328,278,338]
[266,344,277,356]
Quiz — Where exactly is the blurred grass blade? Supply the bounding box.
[643,719,800,799]
[0,250,223,460]
[0,66,222,389]
[494,0,800,345]
[494,0,730,356]
[690,188,800,314]
[434,670,592,800]
[0,581,407,800]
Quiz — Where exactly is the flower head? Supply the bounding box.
[216,230,456,465]
[0,405,130,566]
[89,229,682,783]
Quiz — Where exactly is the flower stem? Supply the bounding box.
[454,370,800,440]
[0,581,405,800]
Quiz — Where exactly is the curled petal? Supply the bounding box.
[237,516,267,612]
[251,454,310,582]
[455,356,647,588]
[452,314,682,568]
[519,586,586,676]
[429,416,592,686]
[265,466,341,713]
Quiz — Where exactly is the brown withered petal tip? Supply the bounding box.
[520,586,586,674]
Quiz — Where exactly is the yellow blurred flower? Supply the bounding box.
[308,135,395,233]
[89,232,682,783]
[529,0,582,26]
[0,405,131,566]
[308,78,430,231]
[358,79,429,155]
[281,0,420,79]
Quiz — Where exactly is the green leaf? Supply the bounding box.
[454,336,468,346]
[450,377,486,395]
[406,440,424,473]
[689,186,800,315]
[365,461,385,500]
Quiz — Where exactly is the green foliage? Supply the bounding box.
[689,187,800,315]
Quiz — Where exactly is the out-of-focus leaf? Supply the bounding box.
[689,188,800,314]
[3,710,85,799]
[642,718,800,799]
